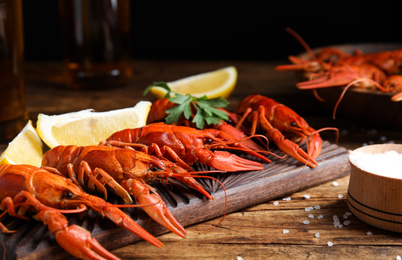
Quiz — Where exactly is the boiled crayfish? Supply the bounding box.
[0,163,164,260]
[233,94,327,168]
[41,145,212,239]
[102,122,266,172]
[145,97,272,164]
[275,27,402,115]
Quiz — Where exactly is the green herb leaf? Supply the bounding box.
[144,82,229,129]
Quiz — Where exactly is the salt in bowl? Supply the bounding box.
[347,144,402,232]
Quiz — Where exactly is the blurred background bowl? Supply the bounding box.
[297,43,402,129]
[347,144,402,232]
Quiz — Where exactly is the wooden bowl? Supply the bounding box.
[297,43,402,129]
[347,144,402,232]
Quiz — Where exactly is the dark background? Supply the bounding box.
[22,1,402,61]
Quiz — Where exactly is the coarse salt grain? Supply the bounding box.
[283,197,291,201]
[237,257,243,260]
[314,205,321,210]
[308,214,314,219]
[327,241,333,246]
[303,194,311,199]
[343,220,351,226]
[303,220,310,225]
[367,231,373,235]
[350,150,402,178]
[338,194,344,199]
[305,206,314,212]
[396,255,401,260]
[332,181,339,186]
[283,229,289,234]
[333,215,343,228]
[315,232,320,238]
[273,201,279,205]
[317,215,323,219]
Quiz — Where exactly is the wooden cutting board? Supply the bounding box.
[1,141,350,259]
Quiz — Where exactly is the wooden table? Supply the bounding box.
[2,60,402,259]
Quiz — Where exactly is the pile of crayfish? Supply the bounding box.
[275,28,402,118]
[0,94,333,260]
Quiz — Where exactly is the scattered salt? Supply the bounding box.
[315,232,320,238]
[333,215,343,228]
[303,220,310,225]
[338,194,344,199]
[350,150,402,178]
[332,181,339,187]
[303,194,311,199]
[237,257,243,260]
[314,205,321,210]
[273,201,279,206]
[317,215,323,219]
[308,214,314,219]
[327,241,333,246]
[305,206,314,212]
[343,220,351,226]
[367,231,373,235]
[283,229,289,234]
[283,197,291,201]
[396,255,401,260]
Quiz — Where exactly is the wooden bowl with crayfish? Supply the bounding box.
[293,43,402,129]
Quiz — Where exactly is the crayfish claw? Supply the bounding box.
[37,210,120,260]
[174,175,214,200]
[129,179,187,238]
[84,194,164,248]
[274,136,318,168]
[198,150,264,172]
[56,224,120,260]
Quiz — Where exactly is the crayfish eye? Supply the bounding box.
[149,164,160,172]
[290,121,298,127]
[62,190,74,199]
[204,138,213,144]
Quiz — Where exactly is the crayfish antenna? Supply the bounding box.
[285,27,317,61]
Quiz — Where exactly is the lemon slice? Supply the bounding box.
[36,101,151,148]
[149,66,237,99]
[0,120,44,166]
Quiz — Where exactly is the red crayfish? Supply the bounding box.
[275,27,402,116]
[0,163,164,260]
[102,122,266,172]
[41,145,215,239]
[233,94,327,168]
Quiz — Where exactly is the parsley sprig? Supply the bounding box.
[144,82,229,129]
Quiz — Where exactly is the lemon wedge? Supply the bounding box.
[0,120,44,166]
[149,66,237,99]
[36,101,151,148]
